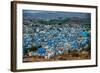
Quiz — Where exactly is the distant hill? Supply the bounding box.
[23,10,91,20]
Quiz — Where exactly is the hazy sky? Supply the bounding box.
[23,10,91,19]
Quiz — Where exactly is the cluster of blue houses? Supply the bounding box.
[23,23,90,59]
